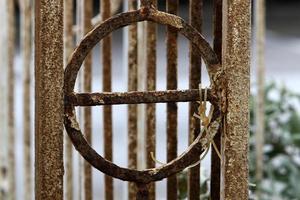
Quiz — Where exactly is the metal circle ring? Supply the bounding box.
[64,8,221,184]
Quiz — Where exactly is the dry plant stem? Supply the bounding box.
[64,0,74,199]
[35,0,64,199]
[145,1,157,199]
[210,0,222,199]
[151,87,218,169]
[150,152,165,165]
[188,0,203,199]
[211,141,222,159]
[221,0,251,199]
[70,89,214,106]
[7,0,16,199]
[166,0,178,199]
[64,7,223,185]
[21,0,33,199]
[186,144,210,170]
[128,0,138,199]
[101,0,113,199]
[255,0,265,199]
[83,0,93,199]
[187,87,213,170]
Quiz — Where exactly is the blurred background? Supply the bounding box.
[0,0,299,199]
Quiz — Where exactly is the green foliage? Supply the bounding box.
[250,83,300,200]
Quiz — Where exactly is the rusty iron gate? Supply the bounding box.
[34,0,251,199]
[64,0,224,199]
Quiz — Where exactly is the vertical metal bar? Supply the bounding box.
[188,0,202,199]
[145,1,157,199]
[136,183,150,200]
[0,0,8,197]
[35,0,64,199]
[21,0,33,199]
[221,0,251,199]
[101,0,113,199]
[166,0,178,199]
[255,0,266,198]
[137,9,147,171]
[7,0,16,199]
[210,0,222,199]
[76,0,84,198]
[64,0,74,199]
[141,0,156,7]
[83,1,93,199]
[128,0,138,199]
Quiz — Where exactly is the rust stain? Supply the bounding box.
[83,1,93,199]
[211,0,223,199]
[188,0,203,199]
[166,0,179,199]
[63,0,74,199]
[69,89,215,106]
[62,4,229,199]
[221,0,251,199]
[101,0,113,199]
[35,0,64,199]
[128,0,139,199]
[145,1,157,197]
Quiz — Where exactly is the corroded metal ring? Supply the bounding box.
[64,8,222,184]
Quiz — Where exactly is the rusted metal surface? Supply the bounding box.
[101,0,114,199]
[188,0,203,199]
[64,103,222,182]
[128,0,138,199]
[20,0,33,199]
[63,4,225,199]
[210,0,222,199]
[64,0,74,199]
[68,89,213,106]
[221,0,251,199]
[64,10,220,94]
[136,183,150,200]
[140,0,156,7]
[64,7,221,177]
[83,0,93,199]
[145,2,157,199]
[35,0,64,199]
[7,0,16,199]
[166,1,179,198]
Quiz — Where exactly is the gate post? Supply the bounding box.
[221,0,251,199]
[35,0,64,199]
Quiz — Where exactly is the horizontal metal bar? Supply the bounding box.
[66,89,213,106]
